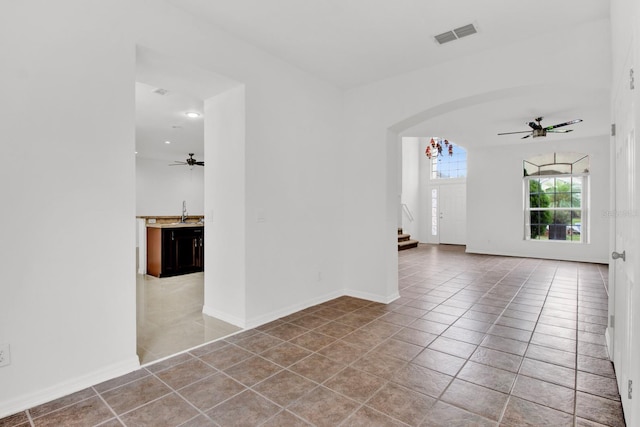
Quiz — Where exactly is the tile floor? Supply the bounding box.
[2,245,626,426]
[137,272,241,364]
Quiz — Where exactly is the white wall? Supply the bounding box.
[0,0,347,416]
[466,136,609,263]
[0,0,138,415]
[401,138,420,238]
[136,157,204,217]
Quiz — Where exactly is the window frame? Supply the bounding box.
[429,144,467,180]
[523,172,589,243]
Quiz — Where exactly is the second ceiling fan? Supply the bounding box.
[170,153,204,167]
[498,117,583,139]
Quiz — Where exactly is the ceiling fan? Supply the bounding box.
[498,117,583,139]
[169,153,204,167]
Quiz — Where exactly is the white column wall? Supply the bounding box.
[203,86,247,326]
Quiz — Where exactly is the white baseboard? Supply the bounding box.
[202,305,246,329]
[244,289,345,329]
[0,356,140,419]
[345,288,400,304]
[207,288,400,331]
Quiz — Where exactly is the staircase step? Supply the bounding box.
[398,234,411,242]
[398,239,419,250]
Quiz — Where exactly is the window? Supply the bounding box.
[430,140,467,179]
[524,153,589,242]
[431,188,438,235]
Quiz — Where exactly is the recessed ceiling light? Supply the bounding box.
[185,112,201,118]
[164,140,171,144]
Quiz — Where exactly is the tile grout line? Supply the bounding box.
[573,265,582,425]
[92,389,127,427]
[409,256,544,425]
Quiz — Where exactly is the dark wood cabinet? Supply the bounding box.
[147,226,203,277]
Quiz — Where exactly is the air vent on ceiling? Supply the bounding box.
[435,31,457,45]
[434,23,477,45]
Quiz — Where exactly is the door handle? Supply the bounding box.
[612,251,626,261]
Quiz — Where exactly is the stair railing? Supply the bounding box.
[401,203,414,222]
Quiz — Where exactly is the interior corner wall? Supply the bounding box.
[136,157,204,217]
[465,135,610,263]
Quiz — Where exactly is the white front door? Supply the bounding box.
[611,47,638,425]
[438,183,466,245]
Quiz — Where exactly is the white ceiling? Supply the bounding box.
[135,46,238,161]
[168,0,609,89]
[135,82,204,163]
[137,0,610,160]
[402,87,611,146]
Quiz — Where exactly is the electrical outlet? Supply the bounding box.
[0,343,10,367]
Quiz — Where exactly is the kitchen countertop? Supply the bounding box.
[146,222,204,229]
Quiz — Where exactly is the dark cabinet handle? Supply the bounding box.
[200,238,203,247]
[171,231,175,240]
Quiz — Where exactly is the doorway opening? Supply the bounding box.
[400,136,467,246]
[135,46,243,364]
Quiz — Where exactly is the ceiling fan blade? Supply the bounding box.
[547,129,573,133]
[169,161,187,166]
[195,161,204,166]
[521,134,532,139]
[497,130,531,135]
[544,119,582,130]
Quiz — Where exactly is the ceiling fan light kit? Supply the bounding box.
[498,117,583,139]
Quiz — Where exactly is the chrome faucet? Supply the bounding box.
[181,200,188,223]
